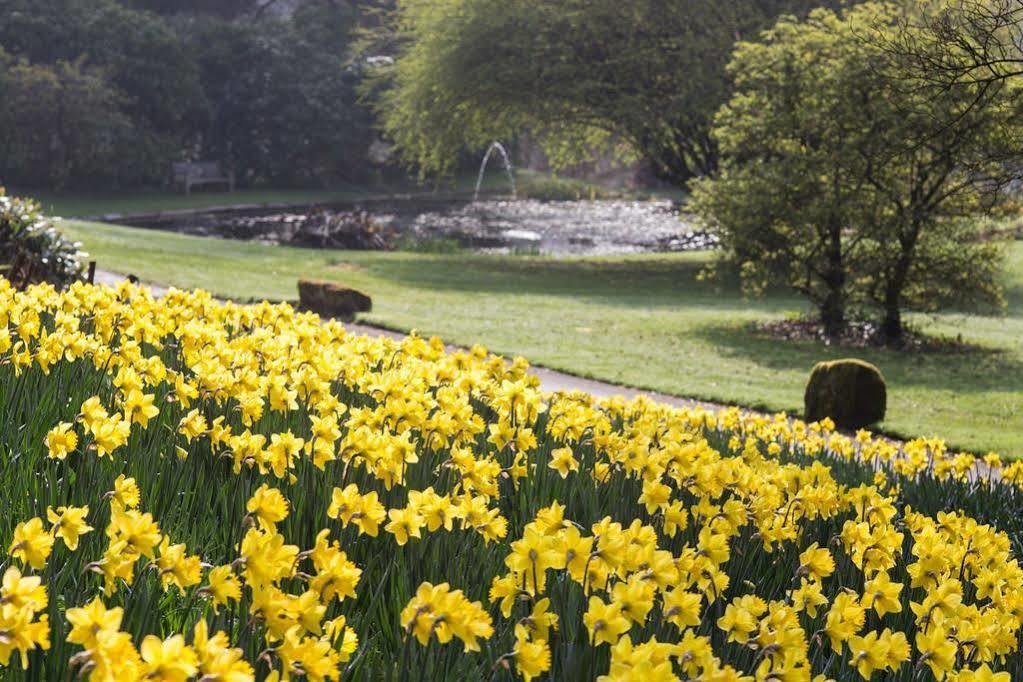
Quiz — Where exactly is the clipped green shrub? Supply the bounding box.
[0,189,84,289]
[804,358,886,430]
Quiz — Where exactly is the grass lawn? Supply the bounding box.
[62,219,1023,456]
[24,174,497,219]
[25,170,661,219]
[33,188,392,219]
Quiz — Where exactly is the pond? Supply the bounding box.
[108,197,718,256]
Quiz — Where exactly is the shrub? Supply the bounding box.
[804,358,887,430]
[0,190,84,289]
[515,171,625,201]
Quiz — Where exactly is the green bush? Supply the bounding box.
[0,190,84,289]
[516,171,626,201]
[804,358,886,430]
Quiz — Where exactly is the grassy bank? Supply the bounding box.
[34,188,391,219]
[27,169,660,219]
[62,219,1023,455]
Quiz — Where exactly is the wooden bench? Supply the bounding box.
[171,161,235,195]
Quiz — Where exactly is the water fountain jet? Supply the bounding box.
[473,141,517,202]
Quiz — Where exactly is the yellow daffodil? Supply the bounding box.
[9,517,54,570]
[44,422,77,460]
[46,505,93,551]
[548,447,579,478]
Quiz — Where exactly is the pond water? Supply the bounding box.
[110,197,718,256]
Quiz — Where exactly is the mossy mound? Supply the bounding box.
[804,359,886,430]
[297,279,372,321]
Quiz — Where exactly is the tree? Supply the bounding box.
[0,0,376,188]
[373,0,843,186]
[691,2,1018,344]
[189,3,372,185]
[126,0,264,17]
[0,0,204,185]
[885,0,1023,89]
[0,55,134,188]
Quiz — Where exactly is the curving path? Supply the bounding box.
[96,269,995,478]
[92,269,728,410]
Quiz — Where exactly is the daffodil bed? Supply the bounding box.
[1,280,1022,682]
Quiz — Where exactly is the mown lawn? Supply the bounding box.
[31,187,427,219]
[26,169,648,219]
[63,219,1023,455]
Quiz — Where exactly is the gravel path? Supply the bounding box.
[95,269,999,479]
[344,321,723,408]
[92,269,725,409]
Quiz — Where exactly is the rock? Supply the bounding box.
[804,359,887,430]
[297,280,372,321]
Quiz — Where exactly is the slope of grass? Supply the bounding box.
[25,170,642,219]
[62,219,1023,455]
[34,188,388,219]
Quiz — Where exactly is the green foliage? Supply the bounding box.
[873,217,1006,315]
[126,0,262,17]
[189,5,371,186]
[392,235,464,254]
[884,0,1023,90]
[0,54,135,189]
[0,0,375,189]
[374,0,840,186]
[691,2,1021,343]
[0,190,84,289]
[804,358,887,430]
[515,171,628,202]
[0,0,204,186]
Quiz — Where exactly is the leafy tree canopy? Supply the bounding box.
[691,1,1021,344]
[126,0,265,18]
[0,0,375,188]
[374,0,841,185]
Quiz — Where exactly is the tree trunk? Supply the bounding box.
[881,292,902,345]
[882,222,920,347]
[821,288,846,339]
[820,213,846,339]
[881,256,912,346]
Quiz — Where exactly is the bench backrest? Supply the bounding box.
[172,161,225,180]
